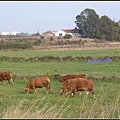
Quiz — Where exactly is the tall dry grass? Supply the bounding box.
[0,93,119,119]
[0,96,71,118]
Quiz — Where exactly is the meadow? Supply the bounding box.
[0,48,120,118]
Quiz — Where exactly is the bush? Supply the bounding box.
[0,42,32,50]
[40,35,44,39]
[63,34,72,39]
[49,36,54,41]
[34,40,41,45]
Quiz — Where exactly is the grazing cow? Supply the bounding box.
[59,74,87,83]
[59,74,87,96]
[59,78,95,98]
[25,76,51,94]
[0,71,14,85]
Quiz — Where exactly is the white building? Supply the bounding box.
[55,29,81,37]
[0,31,19,35]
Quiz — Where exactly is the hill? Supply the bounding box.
[0,35,120,51]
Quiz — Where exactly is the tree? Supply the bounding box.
[100,15,119,41]
[74,8,120,41]
[75,8,101,38]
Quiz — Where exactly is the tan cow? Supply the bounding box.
[0,71,14,85]
[59,78,95,98]
[59,74,87,83]
[25,76,51,94]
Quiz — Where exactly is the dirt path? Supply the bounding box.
[32,44,120,51]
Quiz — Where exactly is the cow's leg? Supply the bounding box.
[92,92,96,99]
[65,92,68,95]
[1,80,5,85]
[71,86,77,97]
[85,91,89,99]
[11,78,14,85]
[65,90,71,96]
[66,91,71,96]
[7,79,10,84]
[63,90,69,97]
[33,87,37,93]
[9,73,14,84]
[73,91,76,97]
[70,86,77,97]
[59,89,63,95]
[92,91,96,99]
[46,86,49,94]
[71,88,77,97]
[79,92,82,95]
[90,89,96,99]
[71,92,74,96]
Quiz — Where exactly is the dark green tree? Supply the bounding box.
[100,15,120,41]
[75,8,120,41]
[75,8,101,38]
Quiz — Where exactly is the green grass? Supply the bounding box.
[0,61,119,77]
[0,48,119,76]
[0,48,119,118]
[0,48,120,58]
[0,78,119,118]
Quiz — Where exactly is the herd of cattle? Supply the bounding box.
[0,71,95,99]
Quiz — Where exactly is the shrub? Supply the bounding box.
[49,36,54,41]
[63,34,72,39]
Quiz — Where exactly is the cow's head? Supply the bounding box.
[59,85,70,95]
[24,88,30,94]
[59,87,63,95]
[59,76,63,82]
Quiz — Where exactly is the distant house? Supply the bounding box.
[0,31,19,35]
[42,30,55,37]
[55,29,81,37]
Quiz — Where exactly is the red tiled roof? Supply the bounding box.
[62,29,79,33]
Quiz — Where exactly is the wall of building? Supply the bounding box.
[55,30,66,37]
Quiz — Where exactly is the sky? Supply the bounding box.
[0,1,120,34]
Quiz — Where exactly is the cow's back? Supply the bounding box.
[59,74,87,82]
[27,76,50,87]
[3,72,12,78]
[34,76,50,85]
[65,78,87,87]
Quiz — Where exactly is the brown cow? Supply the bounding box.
[0,71,14,85]
[24,76,51,94]
[59,78,95,98]
[59,74,87,96]
[59,74,87,83]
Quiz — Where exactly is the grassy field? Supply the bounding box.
[0,61,119,77]
[0,48,120,118]
[0,78,119,118]
[0,48,120,77]
[0,48,120,58]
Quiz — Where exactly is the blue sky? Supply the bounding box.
[0,1,120,34]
